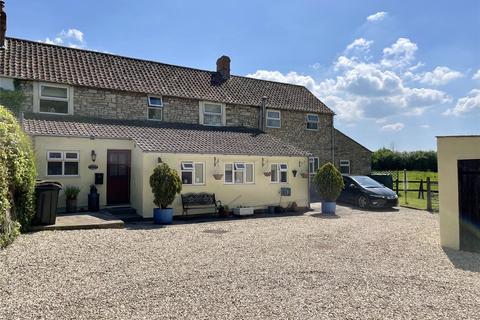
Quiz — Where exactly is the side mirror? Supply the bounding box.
[349,183,356,189]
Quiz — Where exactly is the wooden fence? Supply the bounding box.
[394,175,439,212]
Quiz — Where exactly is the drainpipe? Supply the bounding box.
[331,115,335,165]
[260,96,267,131]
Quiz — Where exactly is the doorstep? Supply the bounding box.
[29,211,124,231]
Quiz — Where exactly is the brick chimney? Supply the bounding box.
[0,1,6,49]
[216,55,231,80]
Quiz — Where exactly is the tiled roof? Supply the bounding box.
[1,37,333,114]
[22,113,310,157]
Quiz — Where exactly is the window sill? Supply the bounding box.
[38,111,70,116]
[46,175,80,178]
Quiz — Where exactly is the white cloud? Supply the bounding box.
[381,38,418,69]
[381,122,404,131]
[40,28,85,48]
[473,69,480,80]
[346,38,373,52]
[444,89,480,116]
[420,124,430,129]
[367,11,387,22]
[416,66,463,86]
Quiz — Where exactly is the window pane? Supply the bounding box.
[225,164,233,183]
[47,162,62,175]
[64,162,79,175]
[194,163,204,184]
[234,163,245,170]
[48,152,62,160]
[41,86,68,99]
[267,111,280,119]
[204,104,222,114]
[204,114,222,125]
[307,114,319,121]
[340,165,350,174]
[271,164,278,182]
[148,97,162,106]
[246,164,254,183]
[267,119,280,128]
[280,171,288,183]
[148,107,163,120]
[307,122,318,130]
[65,152,78,160]
[182,162,194,170]
[40,99,69,114]
[181,171,193,184]
[234,170,244,184]
[280,164,288,171]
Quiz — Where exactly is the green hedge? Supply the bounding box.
[0,105,36,248]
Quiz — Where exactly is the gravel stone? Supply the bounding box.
[1,205,480,319]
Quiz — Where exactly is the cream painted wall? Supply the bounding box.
[141,153,310,218]
[33,136,136,211]
[32,136,310,217]
[437,136,480,250]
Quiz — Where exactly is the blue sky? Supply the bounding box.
[7,0,480,151]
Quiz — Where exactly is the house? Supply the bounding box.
[0,5,371,217]
[437,135,480,253]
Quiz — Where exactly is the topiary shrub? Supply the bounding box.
[0,105,36,248]
[313,162,344,202]
[149,163,182,209]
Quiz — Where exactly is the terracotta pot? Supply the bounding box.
[66,199,77,213]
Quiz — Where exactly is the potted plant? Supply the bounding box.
[218,204,230,217]
[301,172,309,178]
[149,163,182,224]
[64,186,80,213]
[263,171,271,177]
[213,173,224,180]
[313,162,344,214]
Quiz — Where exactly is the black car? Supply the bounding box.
[338,175,398,209]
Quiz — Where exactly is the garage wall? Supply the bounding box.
[437,136,480,250]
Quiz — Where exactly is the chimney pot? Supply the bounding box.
[0,0,6,49]
[216,55,231,80]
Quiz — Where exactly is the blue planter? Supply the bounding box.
[321,202,336,214]
[153,208,173,224]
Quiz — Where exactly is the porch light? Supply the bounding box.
[91,150,97,162]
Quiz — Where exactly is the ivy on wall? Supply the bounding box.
[0,105,36,248]
[0,79,26,114]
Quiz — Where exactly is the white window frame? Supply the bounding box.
[147,96,163,121]
[266,110,281,128]
[309,157,319,174]
[224,162,255,185]
[270,163,288,183]
[34,82,74,115]
[199,101,226,126]
[180,161,205,185]
[46,151,79,177]
[306,114,319,131]
[340,160,351,174]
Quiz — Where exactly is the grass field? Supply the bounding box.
[372,170,439,211]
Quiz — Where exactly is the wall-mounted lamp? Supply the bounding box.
[214,156,220,167]
[91,150,97,162]
[292,169,298,178]
[157,157,163,163]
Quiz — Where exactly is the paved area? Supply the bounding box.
[1,205,480,319]
[29,211,124,231]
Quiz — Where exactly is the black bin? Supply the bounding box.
[34,181,62,225]
[88,185,100,212]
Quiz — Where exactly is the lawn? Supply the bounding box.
[1,205,480,319]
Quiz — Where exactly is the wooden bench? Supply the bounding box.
[181,192,221,216]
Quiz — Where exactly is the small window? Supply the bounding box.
[46,151,79,176]
[266,110,281,128]
[309,157,319,174]
[148,96,163,121]
[306,114,319,130]
[270,164,278,183]
[279,163,288,183]
[39,84,70,114]
[340,160,351,174]
[201,102,225,126]
[270,163,288,183]
[224,162,254,184]
[181,161,204,185]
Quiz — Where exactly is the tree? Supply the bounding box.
[149,163,182,209]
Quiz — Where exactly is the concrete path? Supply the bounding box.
[29,211,124,231]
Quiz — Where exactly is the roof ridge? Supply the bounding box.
[6,37,312,90]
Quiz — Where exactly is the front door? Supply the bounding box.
[458,159,480,253]
[107,150,131,205]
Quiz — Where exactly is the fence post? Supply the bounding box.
[418,179,424,199]
[403,169,408,204]
[426,177,432,212]
[395,178,399,195]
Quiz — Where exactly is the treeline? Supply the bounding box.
[372,148,437,172]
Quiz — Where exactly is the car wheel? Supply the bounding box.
[357,195,369,209]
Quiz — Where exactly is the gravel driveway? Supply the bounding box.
[1,205,480,319]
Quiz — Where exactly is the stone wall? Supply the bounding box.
[334,129,371,174]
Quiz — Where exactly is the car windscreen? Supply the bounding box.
[351,176,384,188]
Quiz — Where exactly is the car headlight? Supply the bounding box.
[369,194,386,199]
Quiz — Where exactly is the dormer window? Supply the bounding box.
[148,96,163,121]
[199,101,225,126]
[35,83,73,115]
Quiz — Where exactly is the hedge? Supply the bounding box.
[0,105,36,248]
[372,148,437,172]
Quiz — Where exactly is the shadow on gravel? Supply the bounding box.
[337,202,401,213]
[310,213,340,219]
[443,247,480,273]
